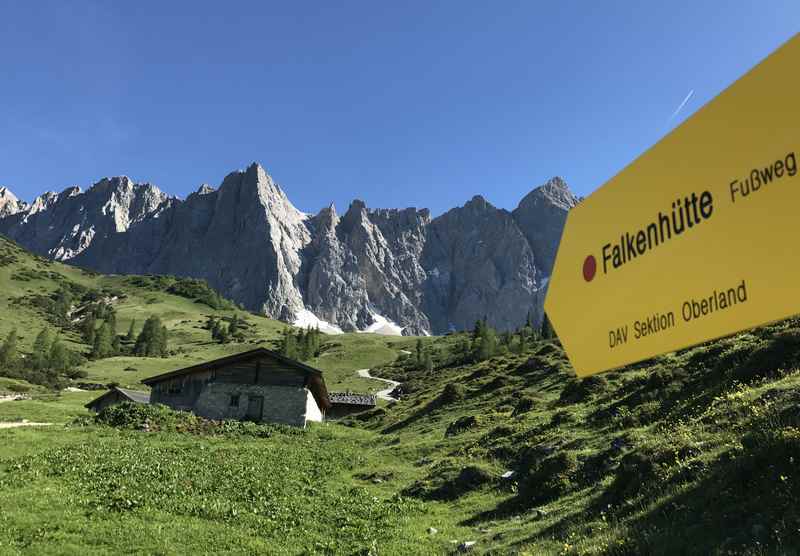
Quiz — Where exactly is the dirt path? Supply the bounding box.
[0,420,52,429]
[0,395,29,404]
[356,369,401,402]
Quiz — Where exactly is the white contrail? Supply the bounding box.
[669,89,694,120]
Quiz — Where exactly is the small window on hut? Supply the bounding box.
[230,394,240,407]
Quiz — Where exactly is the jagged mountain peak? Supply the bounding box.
[512,177,577,274]
[0,186,24,217]
[339,199,370,233]
[61,185,82,197]
[91,175,133,191]
[519,176,578,211]
[218,162,301,217]
[464,194,490,209]
[0,163,577,335]
[314,203,339,227]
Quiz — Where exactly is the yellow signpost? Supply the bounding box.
[544,33,800,377]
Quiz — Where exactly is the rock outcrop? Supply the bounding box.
[0,164,578,334]
[0,187,25,218]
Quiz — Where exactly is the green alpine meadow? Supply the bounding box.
[0,233,799,555]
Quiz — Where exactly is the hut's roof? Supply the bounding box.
[84,386,151,409]
[328,392,377,406]
[140,347,330,410]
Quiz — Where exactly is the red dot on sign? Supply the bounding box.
[583,255,596,282]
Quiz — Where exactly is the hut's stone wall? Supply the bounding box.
[148,353,325,427]
[194,383,308,427]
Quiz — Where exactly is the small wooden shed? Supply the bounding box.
[141,347,331,427]
[85,386,151,413]
[327,392,377,419]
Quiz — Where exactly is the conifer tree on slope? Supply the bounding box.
[92,322,114,359]
[0,329,19,369]
[31,328,53,370]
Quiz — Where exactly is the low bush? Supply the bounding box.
[512,395,536,416]
[517,451,578,505]
[445,415,479,436]
[403,461,494,500]
[735,329,800,382]
[559,374,608,403]
[439,383,466,405]
[95,402,302,438]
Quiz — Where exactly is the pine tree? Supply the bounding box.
[458,335,472,363]
[218,324,230,344]
[518,332,528,354]
[541,312,556,340]
[229,314,239,336]
[309,326,320,357]
[49,340,70,373]
[472,319,485,340]
[0,328,19,369]
[82,313,96,345]
[126,320,136,341]
[112,334,121,355]
[281,327,298,359]
[105,310,117,337]
[158,325,169,356]
[423,348,433,372]
[92,322,113,359]
[134,316,167,357]
[54,287,73,321]
[416,339,424,367]
[31,328,54,370]
[476,328,497,361]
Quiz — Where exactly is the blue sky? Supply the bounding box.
[0,1,797,216]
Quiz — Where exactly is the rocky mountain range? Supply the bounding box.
[0,163,578,335]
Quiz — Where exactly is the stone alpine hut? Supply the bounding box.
[85,386,151,413]
[141,347,331,427]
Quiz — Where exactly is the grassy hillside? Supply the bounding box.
[0,322,798,554]
[0,235,411,395]
[354,321,800,554]
[1,234,799,554]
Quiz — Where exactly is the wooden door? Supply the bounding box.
[245,395,263,421]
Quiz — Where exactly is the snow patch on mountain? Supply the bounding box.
[358,313,405,336]
[293,308,343,335]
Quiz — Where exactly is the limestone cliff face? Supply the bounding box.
[0,177,170,261]
[0,187,25,218]
[422,195,540,333]
[0,165,577,334]
[300,202,431,334]
[512,177,578,273]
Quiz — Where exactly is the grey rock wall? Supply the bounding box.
[0,164,578,334]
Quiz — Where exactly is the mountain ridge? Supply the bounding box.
[0,162,578,335]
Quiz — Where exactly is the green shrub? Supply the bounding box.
[559,374,608,403]
[512,395,536,416]
[735,329,800,381]
[550,410,577,426]
[95,402,302,438]
[439,383,466,405]
[96,402,198,430]
[445,415,479,436]
[403,461,494,500]
[517,451,578,504]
